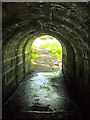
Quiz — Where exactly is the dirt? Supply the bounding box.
[31,47,62,72]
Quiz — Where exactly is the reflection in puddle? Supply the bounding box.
[31,72,60,92]
[29,71,62,109]
[4,71,80,119]
[40,86,51,91]
[44,72,59,75]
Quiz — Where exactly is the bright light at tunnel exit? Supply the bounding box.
[31,35,62,71]
[33,35,61,47]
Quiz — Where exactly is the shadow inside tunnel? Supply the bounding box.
[2,71,83,120]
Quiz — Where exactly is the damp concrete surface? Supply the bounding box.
[3,71,81,119]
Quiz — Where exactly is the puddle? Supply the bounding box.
[3,71,80,119]
[44,72,59,75]
[31,105,53,111]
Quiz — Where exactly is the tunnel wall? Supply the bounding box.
[62,42,75,85]
[74,45,90,96]
[2,36,33,103]
[2,2,90,104]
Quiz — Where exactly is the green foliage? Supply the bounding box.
[39,35,54,40]
[31,45,38,67]
[40,42,62,60]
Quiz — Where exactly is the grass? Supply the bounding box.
[31,45,38,67]
[40,42,62,60]
[31,35,62,68]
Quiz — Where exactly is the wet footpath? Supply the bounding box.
[3,71,81,120]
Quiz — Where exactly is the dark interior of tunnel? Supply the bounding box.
[2,2,90,120]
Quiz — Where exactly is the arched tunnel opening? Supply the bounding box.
[2,2,90,120]
[31,35,62,72]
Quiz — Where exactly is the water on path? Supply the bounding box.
[3,71,80,119]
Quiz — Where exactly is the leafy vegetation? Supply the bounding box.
[31,45,38,67]
[40,42,62,60]
[39,35,53,40]
[31,35,62,68]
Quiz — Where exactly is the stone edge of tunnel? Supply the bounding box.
[0,2,2,120]
[0,0,89,2]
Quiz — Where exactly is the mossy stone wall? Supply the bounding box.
[2,2,90,104]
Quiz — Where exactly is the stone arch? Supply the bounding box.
[2,2,89,104]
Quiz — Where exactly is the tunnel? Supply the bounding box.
[2,2,90,120]
[30,35,62,72]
